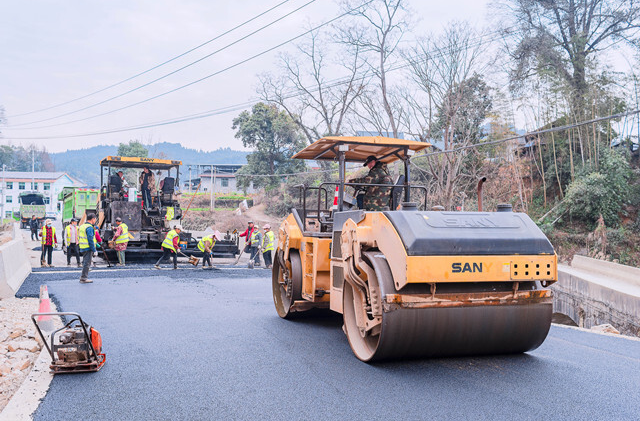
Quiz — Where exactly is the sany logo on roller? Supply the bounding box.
[451,262,493,273]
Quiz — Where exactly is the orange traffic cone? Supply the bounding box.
[37,285,54,332]
[332,186,339,211]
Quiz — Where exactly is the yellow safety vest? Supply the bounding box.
[78,223,97,250]
[250,229,259,245]
[197,235,215,252]
[263,230,275,252]
[41,226,56,245]
[65,225,76,244]
[115,223,130,244]
[165,207,174,220]
[162,229,179,251]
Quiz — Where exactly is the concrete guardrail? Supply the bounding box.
[554,255,640,336]
[0,223,32,299]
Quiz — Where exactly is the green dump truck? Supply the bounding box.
[19,192,46,229]
[58,187,99,229]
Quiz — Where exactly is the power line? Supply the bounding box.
[6,0,318,128]
[3,21,501,136]
[243,109,640,179]
[5,0,295,119]
[3,0,373,132]
[410,108,640,161]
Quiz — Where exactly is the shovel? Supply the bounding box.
[177,250,200,266]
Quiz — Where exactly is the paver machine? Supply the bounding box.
[272,136,557,362]
[98,156,187,259]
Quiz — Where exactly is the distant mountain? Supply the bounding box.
[50,142,249,187]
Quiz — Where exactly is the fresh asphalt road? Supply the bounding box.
[17,266,640,421]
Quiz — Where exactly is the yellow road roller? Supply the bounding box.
[272,136,557,362]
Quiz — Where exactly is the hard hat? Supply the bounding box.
[248,220,254,224]
[264,224,271,229]
[45,219,51,224]
[174,224,183,230]
[115,217,122,222]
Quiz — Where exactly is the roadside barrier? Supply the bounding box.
[0,223,32,298]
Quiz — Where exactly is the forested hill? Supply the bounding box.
[51,142,249,187]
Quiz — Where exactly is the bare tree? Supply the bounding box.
[338,0,410,137]
[404,24,492,209]
[259,29,368,144]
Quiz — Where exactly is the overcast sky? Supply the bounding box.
[0,0,500,153]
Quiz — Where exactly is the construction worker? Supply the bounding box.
[139,166,156,210]
[155,225,182,269]
[262,224,275,269]
[349,155,393,211]
[113,217,129,266]
[40,219,57,267]
[65,218,81,267]
[197,232,217,270]
[29,215,39,241]
[239,221,261,267]
[78,213,98,283]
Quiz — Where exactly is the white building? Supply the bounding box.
[182,165,257,194]
[1,171,85,218]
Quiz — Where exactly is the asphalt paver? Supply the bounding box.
[17,268,640,420]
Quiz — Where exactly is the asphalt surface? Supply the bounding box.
[17,266,640,421]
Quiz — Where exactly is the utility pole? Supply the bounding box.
[1,164,5,221]
[31,150,35,191]
[188,166,192,194]
[209,165,214,210]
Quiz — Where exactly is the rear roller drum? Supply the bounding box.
[272,249,302,319]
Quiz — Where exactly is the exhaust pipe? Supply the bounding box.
[477,176,487,212]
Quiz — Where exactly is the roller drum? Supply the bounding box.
[343,252,552,362]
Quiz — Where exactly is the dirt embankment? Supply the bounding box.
[179,193,283,234]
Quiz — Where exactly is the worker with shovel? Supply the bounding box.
[239,221,262,268]
[155,225,182,270]
[197,232,218,270]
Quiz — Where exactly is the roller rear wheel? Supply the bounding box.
[272,249,302,319]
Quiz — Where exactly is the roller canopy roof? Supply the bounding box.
[100,156,182,170]
[292,136,431,164]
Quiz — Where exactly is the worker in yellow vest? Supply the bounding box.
[40,219,58,267]
[78,213,98,283]
[155,225,182,269]
[197,232,218,270]
[262,224,275,269]
[113,217,130,266]
[65,218,81,267]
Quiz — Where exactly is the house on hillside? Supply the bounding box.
[0,171,86,219]
[182,164,257,194]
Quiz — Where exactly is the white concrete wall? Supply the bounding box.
[0,224,32,298]
[553,255,640,336]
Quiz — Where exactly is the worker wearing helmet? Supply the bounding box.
[155,225,182,269]
[197,231,218,270]
[349,155,393,211]
[65,218,81,267]
[113,217,130,266]
[262,224,275,269]
[239,221,262,268]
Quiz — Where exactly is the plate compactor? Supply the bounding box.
[273,136,558,362]
[32,312,106,373]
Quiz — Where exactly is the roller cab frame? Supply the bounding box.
[272,136,558,362]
